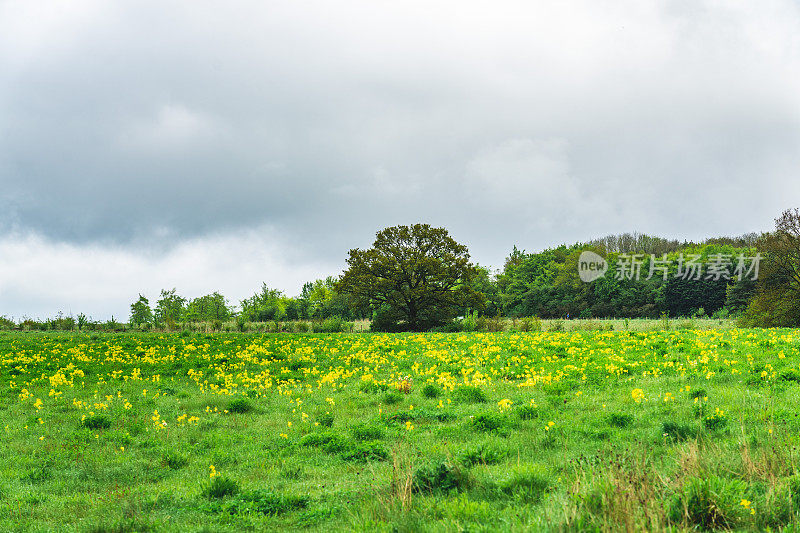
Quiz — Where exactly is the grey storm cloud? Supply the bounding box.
[1,0,800,318]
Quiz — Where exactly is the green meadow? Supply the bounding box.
[2,327,800,532]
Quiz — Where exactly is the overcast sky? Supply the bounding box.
[2,0,799,320]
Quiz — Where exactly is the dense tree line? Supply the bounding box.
[495,240,758,320]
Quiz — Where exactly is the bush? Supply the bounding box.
[226,397,253,414]
[471,412,505,433]
[460,314,475,332]
[452,386,488,404]
[779,370,800,383]
[703,409,728,431]
[382,392,405,405]
[293,321,311,333]
[548,320,565,332]
[607,413,633,429]
[81,415,111,430]
[689,388,707,399]
[421,384,441,398]
[661,421,695,442]
[339,441,389,462]
[413,460,470,493]
[203,476,240,499]
[162,452,188,470]
[459,443,508,467]
[316,413,334,428]
[300,432,350,453]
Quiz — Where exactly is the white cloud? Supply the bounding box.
[0,228,340,320]
[119,104,218,151]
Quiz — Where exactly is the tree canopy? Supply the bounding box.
[336,224,484,331]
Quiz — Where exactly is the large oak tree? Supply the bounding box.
[336,224,484,331]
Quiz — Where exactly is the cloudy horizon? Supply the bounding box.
[2,0,799,320]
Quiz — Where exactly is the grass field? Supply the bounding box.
[2,328,800,531]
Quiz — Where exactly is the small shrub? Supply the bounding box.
[548,320,565,332]
[452,386,488,404]
[661,421,695,442]
[459,443,508,467]
[607,413,634,429]
[422,384,441,398]
[339,441,389,462]
[20,463,52,484]
[162,452,188,470]
[203,476,240,499]
[383,392,405,405]
[300,432,349,453]
[703,409,728,431]
[689,388,707,400]
[692,402,708,419]
[316,413,334,428]
[81,415,111,430]
[780,370,800,383]
[293,321,311,333]
[413,460,470,493]
[471,412,505,433]
[461,312,479,332]
[226,397,252,414]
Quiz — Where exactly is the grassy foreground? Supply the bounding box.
[2,329,800,532]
